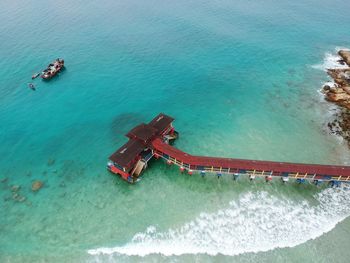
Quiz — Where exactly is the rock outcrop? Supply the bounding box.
[339,50,350,66]
[323,68,350,109]
[322,49,350,145]
[327,110,350,146]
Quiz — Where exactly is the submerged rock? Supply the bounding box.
[326,109,350,146]
[12,192,27,202]
[1,177,8,183]
[11,185,21,192]
[17,196,26,202]
[3,196,11,202]
[32,180,43,192]
[12,192,19,200]
[47,158,55,166]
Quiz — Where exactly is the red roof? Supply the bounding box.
[149,113,174,134]
[109,140,145,168]
[152,138,350,176]
[109,114,175,168]
[126,123,158,144]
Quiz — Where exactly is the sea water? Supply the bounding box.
[1,0,350,262]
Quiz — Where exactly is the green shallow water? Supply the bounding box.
[1,0,350,262]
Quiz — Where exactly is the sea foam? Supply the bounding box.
[312,49,349,71]
[88,186,350,257]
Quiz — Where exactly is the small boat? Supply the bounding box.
[41,58,65,80]
[28,83,35,91]
[31,73,40,79]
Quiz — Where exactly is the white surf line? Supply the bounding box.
[88,186,350,257]
[311,48,349,71]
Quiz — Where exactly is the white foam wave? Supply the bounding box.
[88,186,350,257]
[312,51,349,71]
[323,81,337,88]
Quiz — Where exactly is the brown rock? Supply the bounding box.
[338,50,350,66]
[327,69,337,79]
[335,78,345,85]
[333,87,346,94]
[342,86,350,95]
[327,68,350,86]
[32,181,43,192]
[339,101,350,110]
[326,92,350,102]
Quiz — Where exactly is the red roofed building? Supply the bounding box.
[107,113,177,182]
[108,113,350,185]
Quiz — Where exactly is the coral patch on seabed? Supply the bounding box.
[31,180,43,192]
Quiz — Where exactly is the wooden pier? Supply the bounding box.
[108,113,350,185]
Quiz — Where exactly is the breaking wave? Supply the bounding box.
[88,186,350,257]
[312,48,349,71]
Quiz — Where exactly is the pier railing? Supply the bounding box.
[152,138,350,183]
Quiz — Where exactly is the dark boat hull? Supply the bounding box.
[40,59,65,80]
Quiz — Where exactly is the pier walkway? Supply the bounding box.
[152,138,350,182]
[108,113,350,184]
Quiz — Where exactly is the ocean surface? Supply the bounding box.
[1,0,350,262]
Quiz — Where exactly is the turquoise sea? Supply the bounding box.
[1,0,350,262]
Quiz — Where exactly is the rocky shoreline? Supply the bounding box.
[322,50,350,146]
